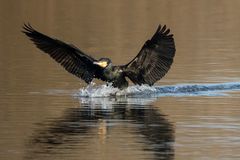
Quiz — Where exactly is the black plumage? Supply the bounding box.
[22,24,176,89]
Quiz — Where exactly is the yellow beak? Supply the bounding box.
[93,61,108,68]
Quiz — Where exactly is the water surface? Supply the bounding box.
[1,0,240,160]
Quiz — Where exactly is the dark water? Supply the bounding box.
[24,97,175,160]
[1,0,240,160]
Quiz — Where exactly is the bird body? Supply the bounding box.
[23,24,176,89]
[98,62,128,89]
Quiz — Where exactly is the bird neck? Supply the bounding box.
[106,63,113,69]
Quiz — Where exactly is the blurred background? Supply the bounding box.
[1,0,240,160]
[1,0,240,92]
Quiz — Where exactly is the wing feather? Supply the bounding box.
[22,23,105,83]
[123,25,176,85]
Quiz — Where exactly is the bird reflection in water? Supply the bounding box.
[25,97,175,160]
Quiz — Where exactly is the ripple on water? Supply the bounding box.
[74,82,240,98]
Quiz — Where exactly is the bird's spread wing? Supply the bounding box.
[22,24,105,83]
[122,25,176,85]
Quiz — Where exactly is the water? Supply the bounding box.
[75,82,240,97]
[1,0,240,159]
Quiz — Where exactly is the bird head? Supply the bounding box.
[93,58,112,68]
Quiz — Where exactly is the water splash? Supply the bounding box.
[75,82,240,98]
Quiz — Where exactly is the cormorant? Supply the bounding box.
[22,24,175,89]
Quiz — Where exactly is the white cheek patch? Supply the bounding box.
[100,62,108,68]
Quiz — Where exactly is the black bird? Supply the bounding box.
[22,24,176,89]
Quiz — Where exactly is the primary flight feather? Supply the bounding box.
[22,24,176,89]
